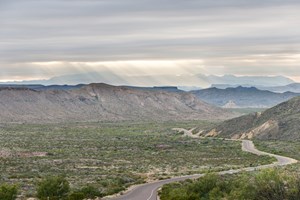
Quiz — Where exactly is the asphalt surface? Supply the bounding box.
[106,139,297,200]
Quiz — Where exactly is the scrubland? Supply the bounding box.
[0,121,274,198]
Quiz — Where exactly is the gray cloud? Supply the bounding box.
[0,0,300,82]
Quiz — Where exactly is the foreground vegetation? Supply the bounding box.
[0,183,18,200]
[160,168,300,200]
[0,121,273,198]
[160,139,300,200]
[0,176,103,200]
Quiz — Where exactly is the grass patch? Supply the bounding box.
[254,140,300,160]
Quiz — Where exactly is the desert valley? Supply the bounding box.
[1,0,300,199]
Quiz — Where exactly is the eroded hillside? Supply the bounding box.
[203,97,300,140]
[0,83,234,123]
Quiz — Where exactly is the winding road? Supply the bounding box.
[106,135,297,200]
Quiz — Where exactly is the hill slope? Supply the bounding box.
[192,86,299,108]
[204,97,300,140]
[0,83,233,123]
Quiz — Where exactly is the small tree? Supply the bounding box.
[37,176,70,200]
[0,184,18,200]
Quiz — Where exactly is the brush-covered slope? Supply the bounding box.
[204,97,300,140]
[0,83,234,123]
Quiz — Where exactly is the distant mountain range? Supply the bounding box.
[1,73,295,89]
[202,75,294,87]
[212,83,300,93]
[0,83,234,123]
[204,96,300,140]
[192,86,300,108]
[258,83,300,93]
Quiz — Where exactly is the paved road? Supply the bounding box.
[106,139,297,200]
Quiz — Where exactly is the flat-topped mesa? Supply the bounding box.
[84,82,116,89]
[0,87,37,92]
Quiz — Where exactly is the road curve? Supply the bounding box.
[105,139,297,200]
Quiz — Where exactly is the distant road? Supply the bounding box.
[106,137,297,200]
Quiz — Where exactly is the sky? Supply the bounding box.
[0,0,300,83]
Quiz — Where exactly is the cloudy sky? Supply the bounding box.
[0,0,300,83]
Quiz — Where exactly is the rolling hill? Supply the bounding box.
[0,83,234,123]
[204,97,300,140]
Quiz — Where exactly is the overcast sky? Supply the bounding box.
[0,0,300,82]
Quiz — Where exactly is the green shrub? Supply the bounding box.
[68,192,85,200]
[79,185,102,199]
[36,176,70,200]
[0,184,18,200]
[253,169,287,200]
[160,169,300,200]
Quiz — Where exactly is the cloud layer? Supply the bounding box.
[0,0,300,82]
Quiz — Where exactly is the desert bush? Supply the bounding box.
[160,169,300,200]
[79,185,102,199]
[253,169,287,200]
[68,192,85,200]
[36,176,70,200]
[0,184,18,200]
